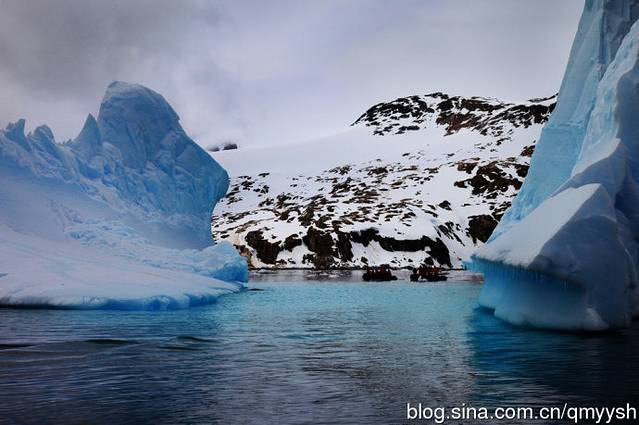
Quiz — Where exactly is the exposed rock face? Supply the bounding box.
[208,142,239,152]
[349,228,451,267]
[353,92,555,140]
[467,215,499,244]
[283,234,303,251]
[212,91,555,269]
[454,160,526,199]
[245,230,282,264]
[302,227,337,268]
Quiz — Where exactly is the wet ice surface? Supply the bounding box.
[1,272,637,425]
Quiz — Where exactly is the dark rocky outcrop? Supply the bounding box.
[302,227,337,268]
[454,161,522,199]
[208,142,238,152]
[348,228,451,267]
[336,232,354,261]
[303,227,336,256]
[353,92,556,139]
[467,215,499,244]
[245,230,282,264]
[283,234,302,251]
[438,200,452,210]
[520,144,535,157]
[240,225,452,269]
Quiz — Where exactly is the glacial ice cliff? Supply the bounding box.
[0,81,247,309]
[472,0,639,330]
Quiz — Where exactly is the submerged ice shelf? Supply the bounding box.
[471,0,639,330]
[0,81,247,310]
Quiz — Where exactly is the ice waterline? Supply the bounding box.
[470,0,639,330]
[472,259,608,331]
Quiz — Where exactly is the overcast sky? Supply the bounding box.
[0,0,582,149]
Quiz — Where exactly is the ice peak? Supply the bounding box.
[70,114,101,156]
[5,119,26,141]
[1,81,230,249]
[97,81,182,168]
[99,81,179,128]
[30,125,55,143]
[81,113,99,136]
[0,82,246,310]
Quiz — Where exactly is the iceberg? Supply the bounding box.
[470,0,639,331]
[491,0,639,238]
[471,0,639,330]
[0,81,247,310]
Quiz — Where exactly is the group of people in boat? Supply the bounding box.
[362,264,447,282]
[410,265,447,282]
[362,265,398,281]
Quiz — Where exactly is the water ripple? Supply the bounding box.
[0,278,638,424]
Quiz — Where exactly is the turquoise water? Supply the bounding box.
[1,274,638,424]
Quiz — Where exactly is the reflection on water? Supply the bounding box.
[468,307,639,408]
[0,273,637,424]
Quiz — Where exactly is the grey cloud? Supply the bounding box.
[0,0,582,148]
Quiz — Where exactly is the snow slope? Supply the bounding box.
[472,0,639,330]
[0,82,247,309]
[212,93,554,269]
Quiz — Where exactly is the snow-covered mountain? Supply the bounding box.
[211,93,555,269]
[0,81,247,309]
[472,0,639,331]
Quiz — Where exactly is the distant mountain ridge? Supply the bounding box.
[353,92,555,139]
[211,91,556,269]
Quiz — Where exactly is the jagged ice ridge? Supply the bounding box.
[0,81,247,310]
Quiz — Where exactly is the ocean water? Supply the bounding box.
[1,272,638,424]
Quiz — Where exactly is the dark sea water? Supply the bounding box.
[1,271,638,425]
